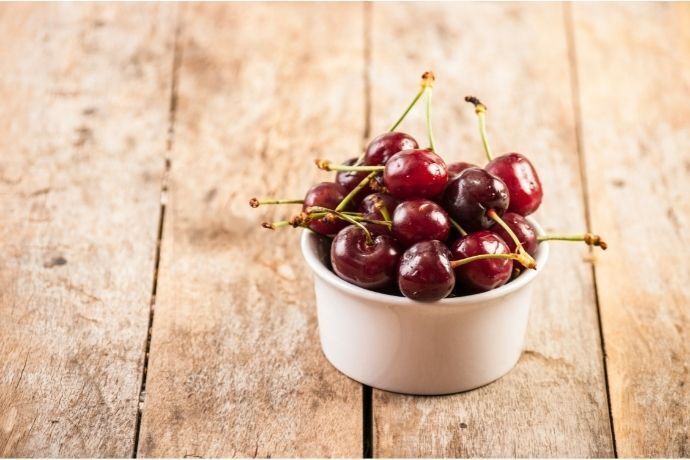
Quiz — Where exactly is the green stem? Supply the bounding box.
[538,233,607,249]
[315,159,384,172]
[373,196,391,222]
[465,96,494,162]
[250,198,303,208]
[449,218,468,237]
[450,252,519,268]
[336,171,379,212]
[261,220,291,229]
[486,209,537,269]
[388,86,425,133]
[425,85,436,152]
[308,206,373,244]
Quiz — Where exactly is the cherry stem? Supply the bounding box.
[308,206,373,244]
[387,71,435,133]
[335,170,379,212]
[388,87,425,133]
[424,78,436,152]
[449,217,468,236]
[250,198,303,208]
[262,220,291,230]
[487,209,537,269]
[465,96,494,162]
[450,252,520,268]
[315,159,383,172]
[373,196,391,222]
[538,233,608,250]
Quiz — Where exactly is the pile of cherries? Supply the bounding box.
[251,72,606,302]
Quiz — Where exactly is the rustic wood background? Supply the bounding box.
[1,3,688,457]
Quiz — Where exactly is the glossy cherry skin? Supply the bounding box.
[302,182,348,235]
[447,161,477,180]
[450,230,512,292]
[358,193,399,221]
[489,212,538,256]
[335,158,376,207]
[330,225,401,290]
[486,153,542,216]
[392,199,450,247]
[398,240,455,301]
[442,167,509,232]
[363,132,418,166]
[384,149,448,200]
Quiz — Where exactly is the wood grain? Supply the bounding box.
[137,4,365,457]
[571,3,690,456]
[0,4,175,456]
[369,3,614,456]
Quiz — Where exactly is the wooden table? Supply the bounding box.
[1,3,688,457]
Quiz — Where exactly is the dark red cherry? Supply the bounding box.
[358,193,399,221]
[392,199,450,247]
[442,167,509,232]
[398,240,454,301]
[486,153,542,216]
[384,149,448,200]
[489,212,538,256]
[363,132,419,166]
[335,158,377,207]
[331,225,400,290]
[450,230,512,292]
[302,182,348,235]
[447,161,477,180]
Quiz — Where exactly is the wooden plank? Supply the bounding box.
[571,4,690,456]
[137,4,365,457]
[0,4,175,457]
[369,3,614,456]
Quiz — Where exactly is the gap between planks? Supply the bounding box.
[132,8,184,458]
[361,3,374,458]
[563,3,617,456]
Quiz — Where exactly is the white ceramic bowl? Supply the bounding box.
[300,218,549,395]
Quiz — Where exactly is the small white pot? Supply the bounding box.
[300,218,550,395]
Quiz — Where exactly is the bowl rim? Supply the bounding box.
[300,216,550,307]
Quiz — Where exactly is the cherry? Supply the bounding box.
[450,231,513,292]
[331,225,400,290]
[442,167,509,231]
[384,149,448,200]
[358,193,399,221]
[392,199,450,247]
[486,153,543,216]
[363,132,419,166]
[464,96,543,216]
[398,240,454,301]
[302,182,348,235]
[447,161,477,180]
[489,212,538,256]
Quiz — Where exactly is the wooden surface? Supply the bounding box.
[0,3,687,457]
[0,4,175,457]
[369,4,612,457]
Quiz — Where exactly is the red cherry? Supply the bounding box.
[398,240,454,301]
[486,153,542,216]
[384,149,448,200]
[363,132,419,165]
[489,212,538,256]
[331,225,400,290]
[450,230,513,292]
[442,167,509,231]
[302,182,348,235]
[392,199,450,247]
